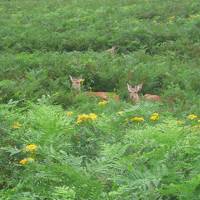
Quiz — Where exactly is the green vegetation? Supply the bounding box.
[0,0,200,199]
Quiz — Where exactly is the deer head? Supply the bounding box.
[69,75,84,91]
[127,83,143,102]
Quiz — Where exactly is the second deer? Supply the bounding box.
[127,83,161,103]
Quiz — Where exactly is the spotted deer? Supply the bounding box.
[127,83,161,102]
[69,76,120,101]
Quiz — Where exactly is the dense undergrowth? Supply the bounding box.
[0,0,200,199]
[1,100,200,199]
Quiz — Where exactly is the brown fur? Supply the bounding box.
[144,94,161,101]
[86,92,120,101]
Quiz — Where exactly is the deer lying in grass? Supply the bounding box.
[69,75,120,101]
[127,83,161,103]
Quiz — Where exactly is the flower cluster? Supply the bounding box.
[129,112,160,123]
[187,114,198,120]
[19,157,34,165]
[131,116,144,122]
[19,144,38,165]
[150,113,159,121]
[25,144,38,152]
[77,113,97,124]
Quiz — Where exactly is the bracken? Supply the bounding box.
[12,121,22,129]
[66,111,73,117]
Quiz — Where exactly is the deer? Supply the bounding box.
[69,75,84,91]
[127,83,161,103]
[69,75,120,101]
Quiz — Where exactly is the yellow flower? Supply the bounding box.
[19,157,34,165]
[150,113,159,121]
[153,112,159,116]
[150,115,158,121]
[131,116,144,122]
[198,120,200,123]
[98,100,108,106]
[77,114,88,123]
[88,113,97,121]
[12,121,22,129]
[66,111,73,117]
[76,113,97,124]
[187,114,198,120]
[25,144,38,152]
[19,158,28,165]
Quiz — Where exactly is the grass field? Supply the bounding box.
[1,0,200,199]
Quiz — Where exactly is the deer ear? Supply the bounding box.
[139,83,143,90]
[127,83,132,92]
[69,75,73,81]
[136,83,143,92]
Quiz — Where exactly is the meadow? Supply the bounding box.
[0,0,200,199]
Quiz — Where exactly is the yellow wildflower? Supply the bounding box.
[25,144,38,152]
[187,114,198,120]
[88,113,97,121]
[98,100,108,106]
[76,113,97,124]
[12,121,22,129]
[19,157,34,165]
[66,111,73,117]
[19,158,28,165]
[131,116,144,122]
[150,113,159,121]
[77,114,88,123]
